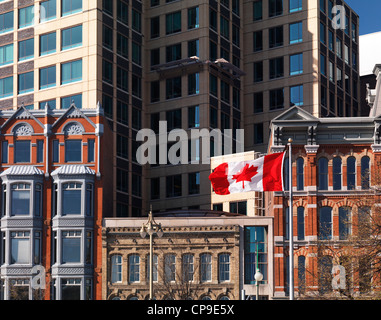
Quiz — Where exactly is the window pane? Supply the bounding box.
[11,190,30,215]
[62,235,81,263]
[11,238,30,263]
[40,32,56,56]
[62,0,82,16]
[62,189,81,215]
[14,141,31,163]
[65,140,82,162]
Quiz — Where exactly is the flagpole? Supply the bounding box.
[288,138,294,301]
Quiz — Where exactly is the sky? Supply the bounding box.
[345,0,381,35]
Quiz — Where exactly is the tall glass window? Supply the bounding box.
[62,183,81,215]
[111,255,122,283]
[14,140,31,163]
[182,254,194,282]
[164,254,176,282]
[333,157,342,190]
[0,76,13,98]
[19,6,34,29]
[40,32,56,56]
[62,231,81,263]
[319,207,332,240]
[290,22,303,44]
[297,207,305,240]
[290,53,303,75]
[318,157,328,190]
[244,226,267,284]
[61,59,82,84]
[339,207,351,240]
[290,85,303,106]
[219,254,230,282]
[41,0,57,22]
[11,183,31,216]
[289,0,302,12]
[200,254,212,282]
[188,6,199,29]
[253,1,262,21]
[0,43,13,66]
[296,157,304,190]
[347,156,356,190]
[0,11,14,34]
[18,71,34,94]
[361,156,370,190]
[129,255,140,283]
[166,11,181,35]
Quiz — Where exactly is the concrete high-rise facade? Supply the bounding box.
[0,0,360,215]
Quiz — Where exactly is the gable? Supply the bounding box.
[271,106,319,123]
[1,106,45,134]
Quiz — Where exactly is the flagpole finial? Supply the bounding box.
[288,138,293,144]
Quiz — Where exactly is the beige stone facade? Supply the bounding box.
[102,213,274,300]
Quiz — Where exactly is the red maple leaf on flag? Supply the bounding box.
[232,164,258,189]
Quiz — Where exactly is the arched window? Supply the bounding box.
[219,254,230,282]
[319,256,333,294]
[347,156,356,190]
[319,206,332,240]
[111,255,122,283]
[296,157,304,191]
[129,254,140,283]
[339,207,351,240]
[182,254,194,282]
[318,157,328,190]
[200,254,212,282]
[361,156,370,190]
[298,256,306,294]
[297,207,305,240]
[333,157,342,190]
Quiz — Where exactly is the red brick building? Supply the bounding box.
[0,103,110,300]
[268,106,381,299]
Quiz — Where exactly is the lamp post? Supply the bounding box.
[140,206,164,300]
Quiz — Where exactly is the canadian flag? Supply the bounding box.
[209,152,286,195]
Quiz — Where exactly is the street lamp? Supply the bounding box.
[140,206,164,300]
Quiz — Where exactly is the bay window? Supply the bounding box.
[11,183,31,216]
[62,183,81,215]
[62,231,81,263]
[11,231,30,264]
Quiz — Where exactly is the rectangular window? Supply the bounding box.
[244,227,268,284]
[188,172,200,195]
[188,39,199,57]
[336,37,342,58]
[131,74,141,98]
[11,184,30,216]
[62,0,82,16]
[40,65,56,89]
[188,105,200,128]
[337,67,343,87]
[0,11,14,34]
[254,92,263,113]
[253,0,262,21]
[37,140,44,163]
[103,0,113,15]
[270,88,284,110]
[220,16,229,39]
[117,134,128,159]
[166,43,181,62]
[116,169,128,193]
[11,232,30,264]
[290,53,303,75]
[221,80,230,103]
[132,174,142,197]
[329,61,334,82]
[289,0,302,12]
[132,42,141,65]
[18,71,34,94]
[129,255,140,283]
[269,57,284,79]
[117,0,128,24]
[117,33,128,58]
[290,22,303,44]
[88,139,95,162]
[253,61,263,82]
[18,38,34,61]
[132,108,141,130]
[0,76,13,98]
[41,0,57,22]
[254,123,264,145]
[328,30,334,51]
[53,139,59,162]
[62,231,81,262]
[61,93,82,109]
[166,77,182,99]
[166,175,182,198]
[290,85,303,106]
[188,6,199,29]
[117,67,128,91]
[103,25,113,50]
[40,32,56,56]
[320,22,326,44]
[62,183,82,215]
[188,73,199,95]
[0,43,13,66]
[61,59,82,84]
[62,25,82,50]
[151,178,160,200]
[65,140,82,162]
[253,31,263,52]
[150,16,160,39]
[2,141,8,163]
[19,6,34,29]
[269,0,283,17]
[230,201,247,215]
[132,9,141,32]
[269,26,283,48]
[14,140,31,163]
[166,11,181,35]
[210,9,217,30]
[320,54,326,76]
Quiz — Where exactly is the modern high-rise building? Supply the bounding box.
[0,0,361,215]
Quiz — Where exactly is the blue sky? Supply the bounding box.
[345,0,381,35]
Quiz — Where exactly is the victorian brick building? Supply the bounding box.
[0,103,110,300]
[267,105,381,298]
